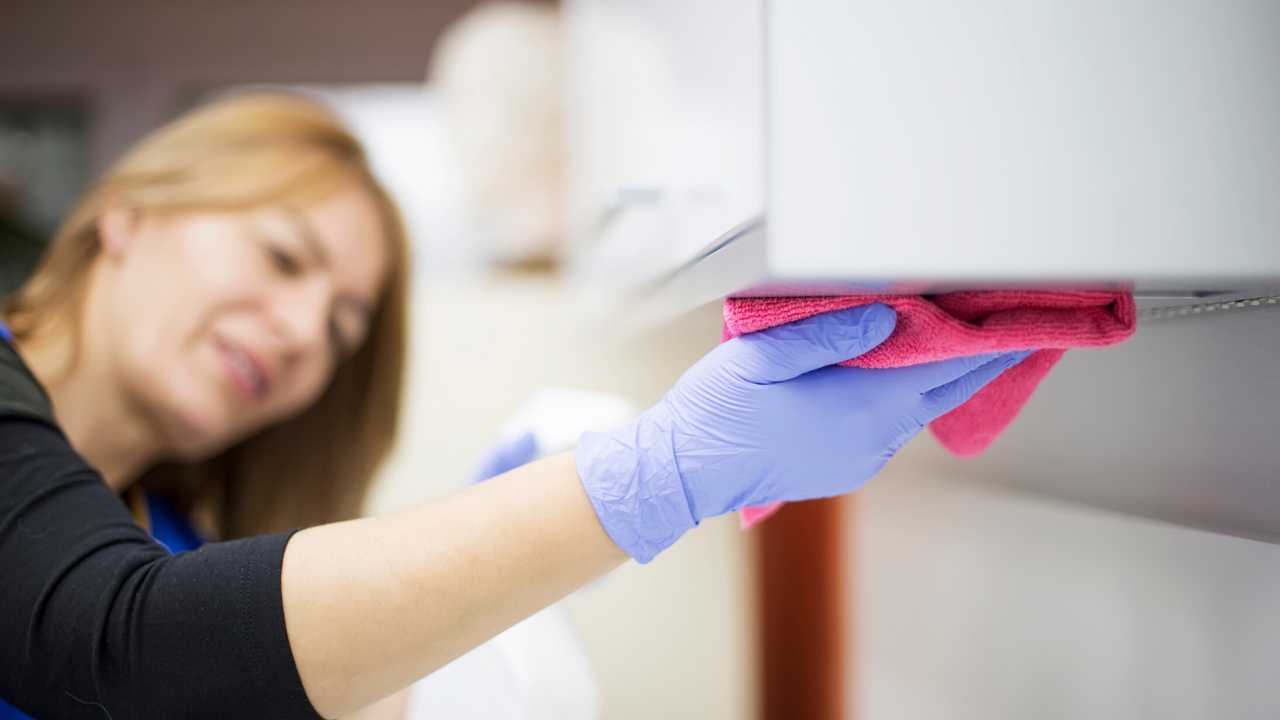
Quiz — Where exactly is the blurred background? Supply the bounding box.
[0,2,754,718]
[3,2,1278,719]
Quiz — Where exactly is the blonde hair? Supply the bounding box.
[2,92,408,538]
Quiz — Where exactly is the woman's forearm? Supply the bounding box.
[282,451,627,718]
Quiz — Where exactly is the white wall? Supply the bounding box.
[853,448,1280,720]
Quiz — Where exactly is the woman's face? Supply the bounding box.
[95,183,389,460]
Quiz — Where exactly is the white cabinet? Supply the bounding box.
[768,0,1280,286]
[565,0,763,301]
[566,0,1280,323]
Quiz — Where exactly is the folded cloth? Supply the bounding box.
[724,290,1137,527]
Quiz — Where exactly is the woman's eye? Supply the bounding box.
[266,245,302,276]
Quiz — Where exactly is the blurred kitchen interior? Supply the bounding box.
[3,2,1278,719]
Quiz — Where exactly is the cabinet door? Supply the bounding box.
[565,0,764,292]
[769,0,1280,285]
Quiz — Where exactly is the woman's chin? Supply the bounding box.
[146,371,272,461]
[157,401,243,462]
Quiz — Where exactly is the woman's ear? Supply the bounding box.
[97,206,140,259]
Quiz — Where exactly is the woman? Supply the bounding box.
[0,92,1026,719]
[0,93,407,719]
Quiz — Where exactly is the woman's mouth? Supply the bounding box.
[216,339,271,401]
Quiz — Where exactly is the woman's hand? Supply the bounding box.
[470,431,539,483]
[575,304,1030,562]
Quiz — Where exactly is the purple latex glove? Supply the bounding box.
[470,431,540,484]
[575,304,1031,563]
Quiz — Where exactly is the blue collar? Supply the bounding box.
[0,320,11,344]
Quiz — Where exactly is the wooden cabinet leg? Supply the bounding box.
[755,496,849,720]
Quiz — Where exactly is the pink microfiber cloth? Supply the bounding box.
[724,290,1137,527]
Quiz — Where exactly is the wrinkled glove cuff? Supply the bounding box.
[574,408,698,564]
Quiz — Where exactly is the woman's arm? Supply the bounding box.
[1,304,1021,719]
[0,417,610,720]
[280,305,1027,718]
[0,418,320,719]
[342,688,409,720]
[283,452,624,717]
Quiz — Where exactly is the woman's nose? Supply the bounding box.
[268,280,331,360]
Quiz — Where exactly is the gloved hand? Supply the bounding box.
[470,431,540,483]
[575,304,1031,562]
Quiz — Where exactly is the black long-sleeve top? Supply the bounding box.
[0,337,322,719]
